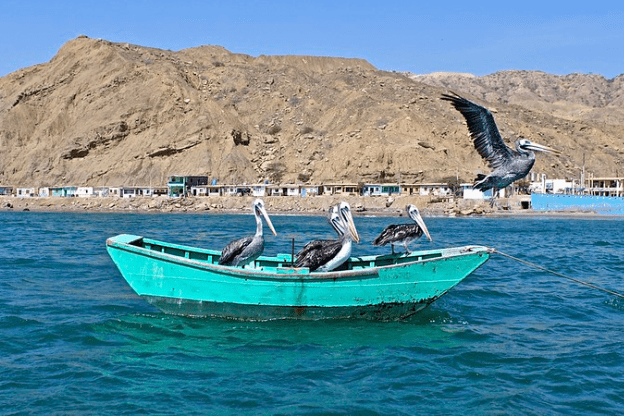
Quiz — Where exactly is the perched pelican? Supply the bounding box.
[293,205,343,266]
[441,92,560,204]
[218,199,277,267]
[295,202,360,272]
[372,204,432,254]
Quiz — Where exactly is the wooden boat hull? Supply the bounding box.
[106,234,491,320]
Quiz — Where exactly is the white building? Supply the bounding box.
[419,183,452,197]
[121,187,137,198]
[251,184,267,197]
[461,184,506,200]
[547,179,572,194]
[362,184,383,196]
[588,177,623,197]
[93,187,110,197]
[76,187,94,197]
[529,178,574,194]
[191,185,209,197]
[16,187,36,197]
[266,185,284,196]
[283,184,301,197]
[190,185,221,197]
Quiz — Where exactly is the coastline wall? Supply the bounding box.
[531,194,624,215]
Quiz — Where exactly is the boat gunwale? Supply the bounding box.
[106,234,491,282]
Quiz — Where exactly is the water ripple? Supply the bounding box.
[1,212,624,414]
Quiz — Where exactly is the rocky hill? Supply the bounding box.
[1,36,623,188]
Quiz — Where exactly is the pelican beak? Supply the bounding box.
[410,208,432,242]
[260,207,277,236]
[344,211,360,244]
[525,141,561,155]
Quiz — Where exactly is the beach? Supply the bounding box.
[0,194,520,217]
[2,194,606,219]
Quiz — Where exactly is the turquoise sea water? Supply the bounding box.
[1,211,623,415]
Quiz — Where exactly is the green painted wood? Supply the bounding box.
[106,234,491,319]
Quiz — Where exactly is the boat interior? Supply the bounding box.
[126,236,445,272]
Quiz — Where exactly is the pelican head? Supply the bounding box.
[337,201,360,243]
[252,199,276,236]
[516,139,561,155]
[327,204,345,236]
[406,204,432,242]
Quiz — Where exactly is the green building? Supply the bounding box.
[167,176,208,197]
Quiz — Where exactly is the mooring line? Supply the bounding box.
[493,249,624,300]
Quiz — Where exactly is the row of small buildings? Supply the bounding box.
[529,175,624,197]
[0,175,501,200]
[2,174,620,200]
[0,173,624,204]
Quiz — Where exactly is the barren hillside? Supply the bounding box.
[1,36,623,188]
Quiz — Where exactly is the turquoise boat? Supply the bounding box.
[106,234,492,320]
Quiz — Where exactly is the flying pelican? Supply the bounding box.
[295,202,360,272]
[372,204,432,254]
[218,199,277,267]
[441,92,560,204]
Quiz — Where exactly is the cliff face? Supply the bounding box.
[1,36,623,188]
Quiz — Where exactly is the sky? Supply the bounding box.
[1,1,623,78]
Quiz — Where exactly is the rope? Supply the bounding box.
[493,249,624,300]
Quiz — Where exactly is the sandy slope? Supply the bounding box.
[1,36,622,190]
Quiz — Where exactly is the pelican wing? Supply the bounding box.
[441,93,513,170]
[218,236,253,265]
[296,239,327,260]
[373,224,422,246]
[295,239,342,271]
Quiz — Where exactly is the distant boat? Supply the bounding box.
[106,234,492,320]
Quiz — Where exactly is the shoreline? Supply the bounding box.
[0,195,611,218]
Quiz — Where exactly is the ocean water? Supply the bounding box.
[1,211,623,415]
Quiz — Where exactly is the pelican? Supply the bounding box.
[372,204,432,254]
[295,202,360,272]
[218,199,277,267]
[441,92,560,204]
[293,205,343,266]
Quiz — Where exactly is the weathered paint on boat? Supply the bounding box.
[106,234,491,320]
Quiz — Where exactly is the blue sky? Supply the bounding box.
[1,1,623,78]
